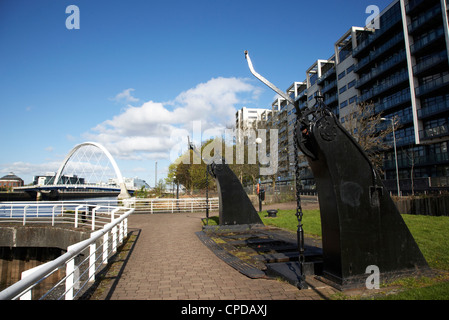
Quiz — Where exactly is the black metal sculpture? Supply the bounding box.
[188,139,263,226]
[245,51,428,289]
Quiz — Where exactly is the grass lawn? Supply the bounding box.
[256,209,449,299]
[206,208,449,299]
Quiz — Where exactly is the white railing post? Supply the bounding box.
[119,221,123,244]
[23,205,29,226]
[92,206,100,231]
[112,226,117,253]
[103,232,109,265]
[51,205,57,226]
[111,208,119,222]
[65,257,75,300]
[75,205,83,228]
[150,200,153,214]
[89,238,96,282]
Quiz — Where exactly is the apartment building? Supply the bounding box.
[235,107,272,143]
[269,0,449,194]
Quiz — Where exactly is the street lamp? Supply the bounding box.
[255,137,264,212]
[381,117,400,196]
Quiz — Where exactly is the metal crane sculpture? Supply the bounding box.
[245,51,428,289]
[188,138,263,226]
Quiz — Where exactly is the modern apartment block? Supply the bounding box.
[235,106,272,143]
[267,0,449,194]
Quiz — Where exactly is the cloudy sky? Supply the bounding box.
[0,0,392,185]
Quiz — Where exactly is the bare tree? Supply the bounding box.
[342,102,399,176]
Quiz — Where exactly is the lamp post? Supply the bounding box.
[255,137,263,212]
[381,117,400,196]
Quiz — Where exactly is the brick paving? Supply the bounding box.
[105,211,337,300]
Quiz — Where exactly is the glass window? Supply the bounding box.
[348,80,356,89]
[346,65,354,74]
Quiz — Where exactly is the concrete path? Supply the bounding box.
[101,211,337,300]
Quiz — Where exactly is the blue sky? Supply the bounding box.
[0,0,393,185]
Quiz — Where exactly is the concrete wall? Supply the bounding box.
[0,226,91,249]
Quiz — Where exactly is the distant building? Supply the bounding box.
[33,173,85,185]
[0,173,24,188]
[108,177,150,190]
[235,107,272,142]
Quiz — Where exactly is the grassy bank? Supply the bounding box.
[256,209,449,299]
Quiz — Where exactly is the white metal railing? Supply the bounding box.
[127,197,219,214]
[0,200,134,300]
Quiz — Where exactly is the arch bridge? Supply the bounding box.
[16,142,131,200]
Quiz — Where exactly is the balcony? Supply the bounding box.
[356,50,406,89]
[415,73,449,97]
[353,8,402,58]
[369,32,404,64]
[296,90,308,102]
[413,51,448,76]
[408,4,442,34]
[418,99,449,119]
[420,124,449,141]
[410,27,445,55]
[354,56,371,74]
[324,93,338,105]
[360,71,409,102]
[406,0,427,14]
[318,66,336,85]
[321,80,337,94]
[384,152,449,170]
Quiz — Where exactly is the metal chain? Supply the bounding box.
[293,116,307,289]
[205,164,209,225]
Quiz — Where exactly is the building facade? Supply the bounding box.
[235,107,271,139]
[0,173,24,189]
[264,0,449,194]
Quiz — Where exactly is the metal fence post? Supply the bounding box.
[103,232,109,265]
[119,221,124,244]
[75,205,83,228]
[89,239,96,282]
[65,257,75,300]
[112,226,117,253]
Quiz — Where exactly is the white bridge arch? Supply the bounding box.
[54,142,130,199]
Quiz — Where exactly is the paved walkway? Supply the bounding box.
[98,210,337,300]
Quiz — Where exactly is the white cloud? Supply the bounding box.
[0,161,61,181]
[110,88,139,103]
[85,77,259,160]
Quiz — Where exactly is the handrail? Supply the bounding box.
[0,200,134,300]
[128,197,219,214]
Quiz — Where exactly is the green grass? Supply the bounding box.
[376,280,449,300]
[203,208,449,300]
[258,209,322,237]
[402,214,449,272]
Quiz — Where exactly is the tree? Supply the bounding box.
[153,179,166,197]
[167,137,262,193]
[342,102,399,176]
